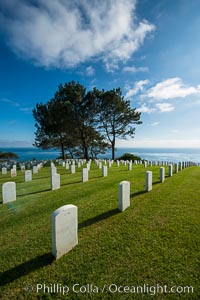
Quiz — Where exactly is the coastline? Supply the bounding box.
[1,147,200,163]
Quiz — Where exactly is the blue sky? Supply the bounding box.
[0,0,200,148]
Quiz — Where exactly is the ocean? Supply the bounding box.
[1,147,200,163]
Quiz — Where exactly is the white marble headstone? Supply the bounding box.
[52,204,78,259]
[51,174,60,190]
[169,164,173,177]
[2,182,16,204]
[25,170,32,182]
[51,166,57,175]
[33,166,38,174]
[102,166,108,177]
[2,167,7,175]
[118,181,130,212]
[146,171,152,192]
[160,167,165,183]
[82,168,88,182]
[70,165,75,174]
[11,169,17,177]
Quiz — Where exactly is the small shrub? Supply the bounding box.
[116,152,142,161]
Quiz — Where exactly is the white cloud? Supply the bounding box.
[123,66,149,73]
[20,107,33,113]
[116,138,200,148]
[150,122,159,126]
[86,66,95,76]
[0,98,20,107]
[136,103,156,114]
[0,0,155,70]
[125,80,150,98]
[136,102,175,114]
[146,77,200,100]
[155,103,174,112]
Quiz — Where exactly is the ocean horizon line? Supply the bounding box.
[1,146,200,150]
[1,147,200,163]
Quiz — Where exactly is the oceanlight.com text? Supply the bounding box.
[107,284,194,295]
[23,283,194,296]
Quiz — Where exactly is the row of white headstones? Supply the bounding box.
[1,159,196,204]
[1,158,195,176]
[52,159,197,259]
[53,159,194,259]
[1,159,195,259]
[1,163,43,176]
[51,159,196,191]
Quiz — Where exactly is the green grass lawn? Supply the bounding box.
[0,162,199,299]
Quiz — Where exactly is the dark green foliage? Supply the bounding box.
[33,82,141,160]
[98,88,142,160]
[0,151,19,160]
[116,152,142,161]
[33,81,106,160]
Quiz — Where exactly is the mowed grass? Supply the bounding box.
[0,162,200,299]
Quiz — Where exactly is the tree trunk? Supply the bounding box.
[84,146,89,160]
[111,141,115,160]
[82,137,89,160]
[67,148,74,159]
[60,142,66,160]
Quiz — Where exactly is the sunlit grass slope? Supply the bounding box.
[0,162,199,299]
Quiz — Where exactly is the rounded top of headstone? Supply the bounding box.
[3,181,16,187]
[52,204,77,217]
[119,180,130,185]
